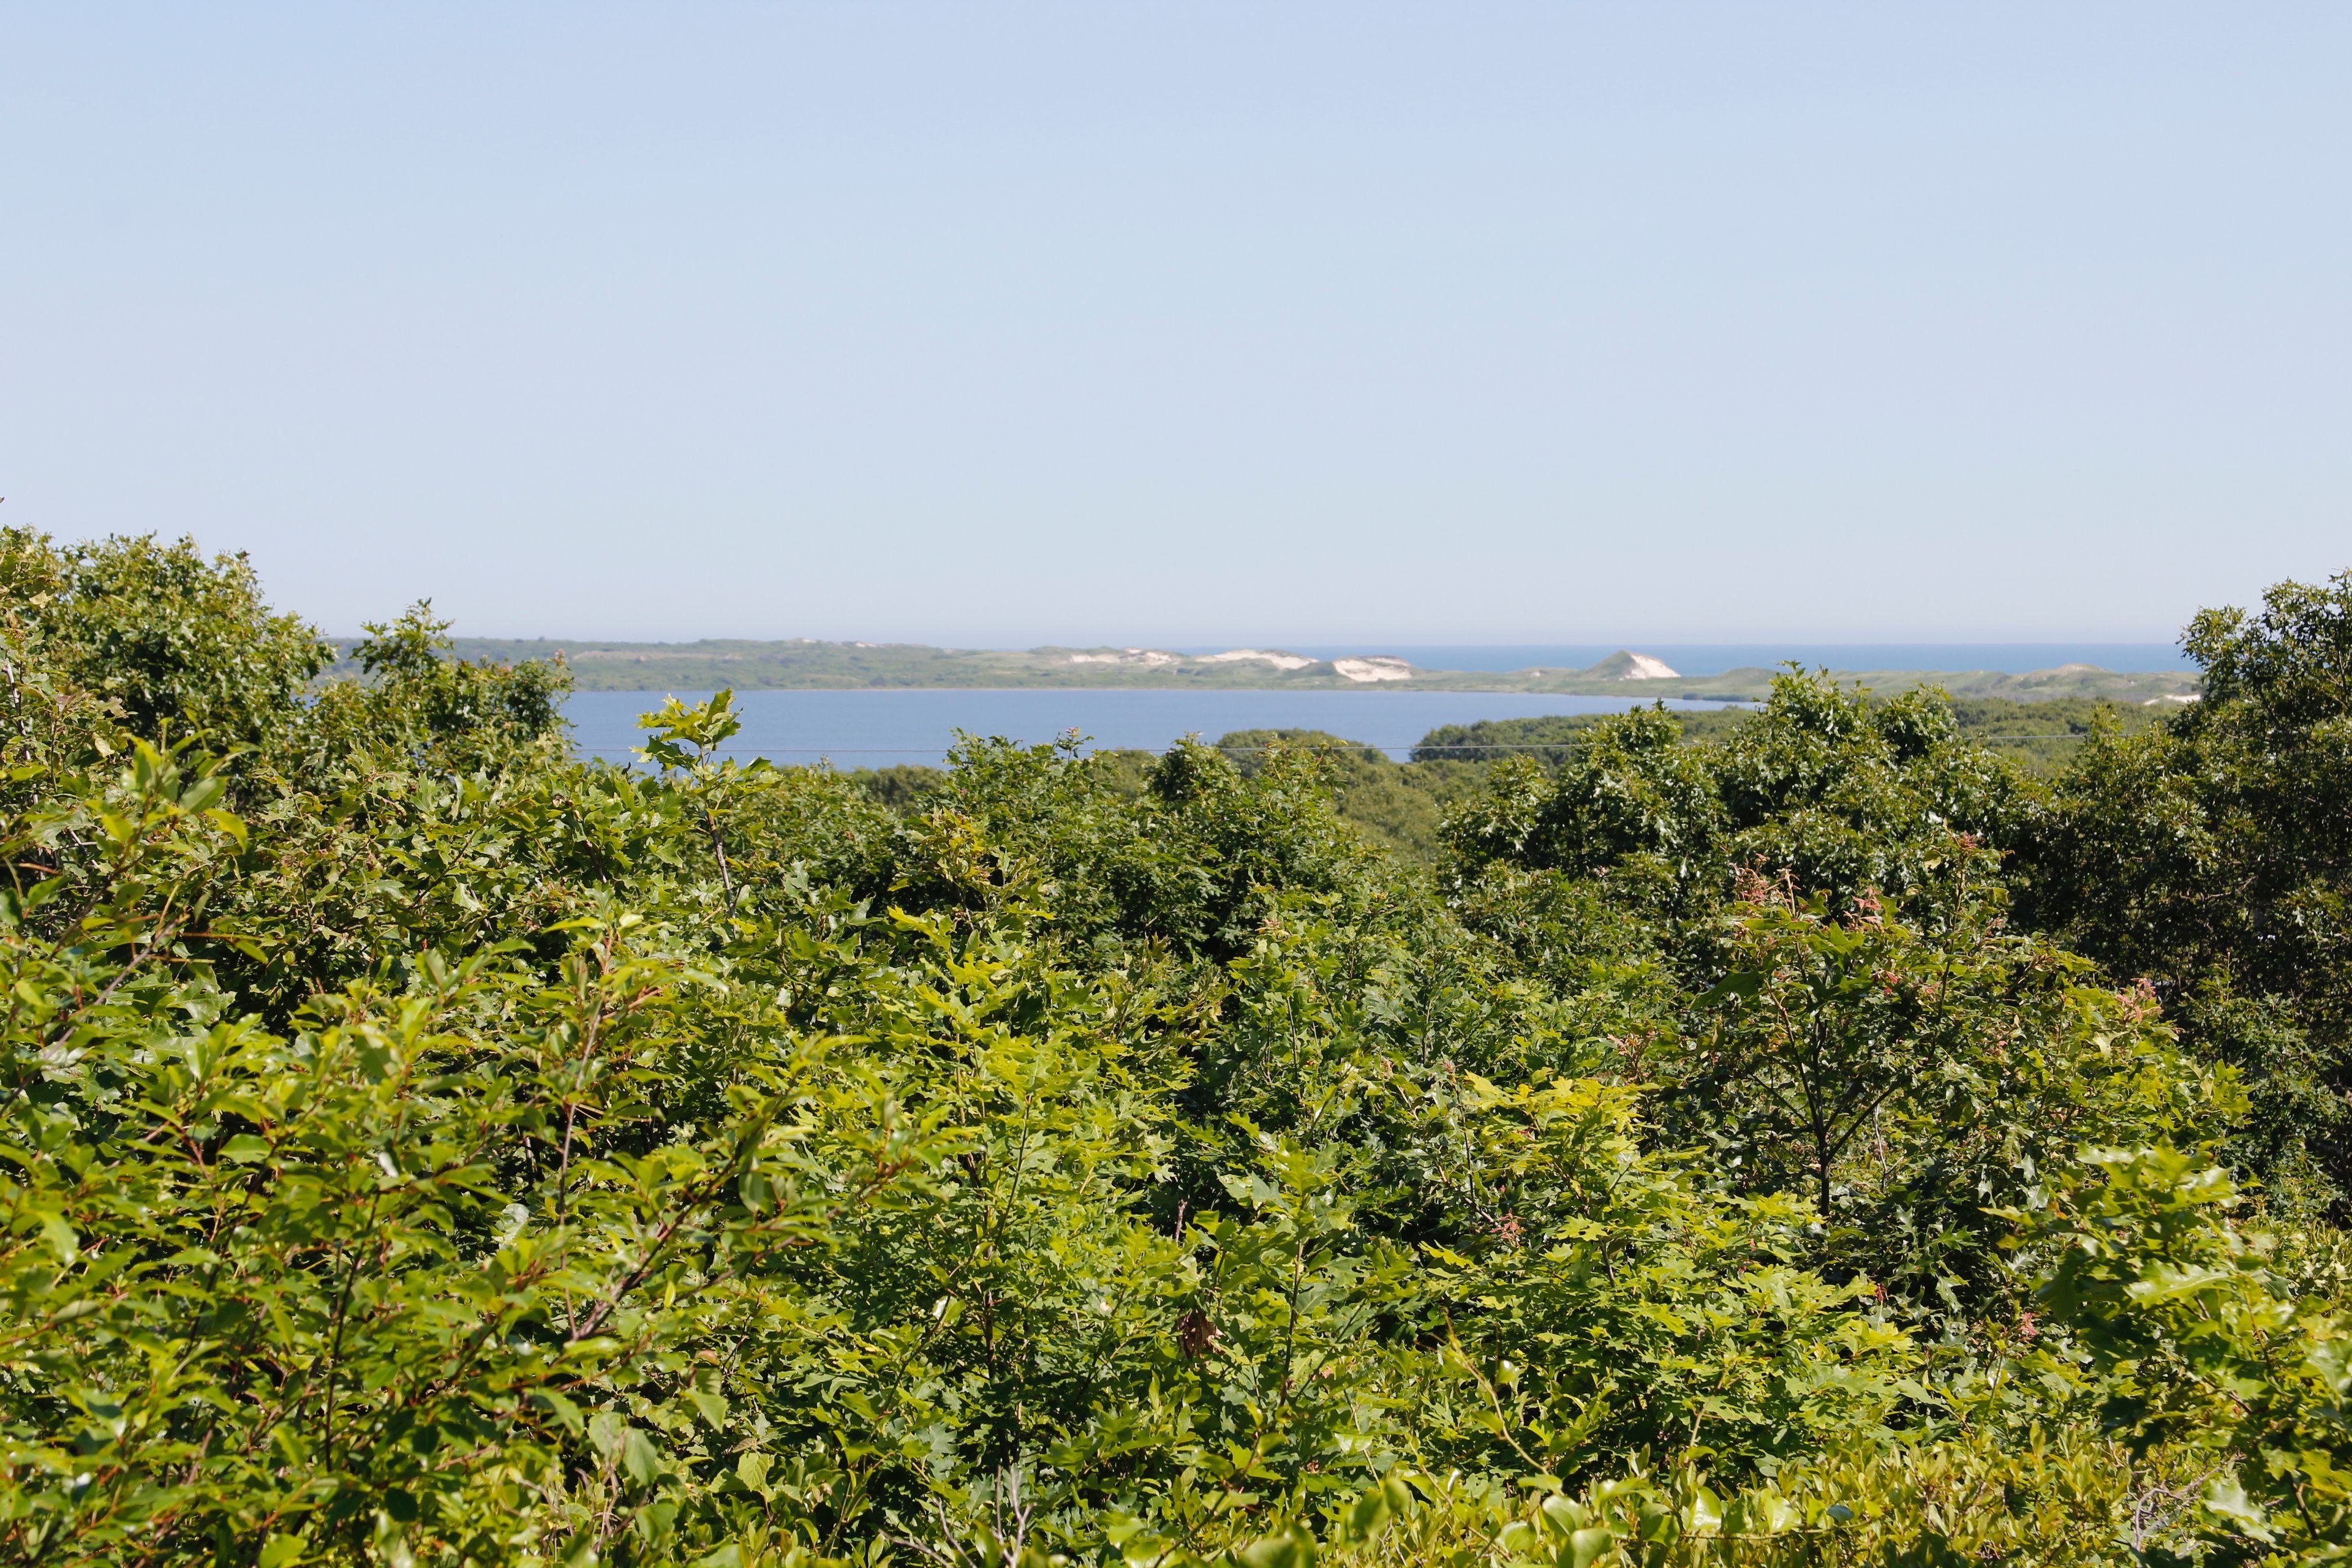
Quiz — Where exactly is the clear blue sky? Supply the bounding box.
[5,4,2347,644]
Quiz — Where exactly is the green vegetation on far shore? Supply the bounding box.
[371,635,2204,703]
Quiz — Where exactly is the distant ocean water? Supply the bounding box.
[1244,644,2193,675]
[565,689,1735,768]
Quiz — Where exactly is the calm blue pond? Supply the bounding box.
[565,688,1741,767]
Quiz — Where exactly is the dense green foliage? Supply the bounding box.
[3,530,2348,1567]
[1414,698,2166,772]
[2022,574,2352,1219]
[851,706,2163,870]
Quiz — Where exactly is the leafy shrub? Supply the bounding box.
[3,530,2348,1567]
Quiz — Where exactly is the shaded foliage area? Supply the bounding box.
[1440,684,2029,936]
[848,733,1487,865]
[2,529,2348,1568]
[1414,696,2165,772]
[2021,571,2352,1218]
[1210,730,1491,864]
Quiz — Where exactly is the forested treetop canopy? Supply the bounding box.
[1412,696,2169,770]
[3,529,2350,1568]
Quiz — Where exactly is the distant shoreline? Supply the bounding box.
[333,636,2203,704]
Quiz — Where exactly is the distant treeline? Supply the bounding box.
[326,634,2206,702]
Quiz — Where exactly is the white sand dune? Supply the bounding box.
[1194,649,1316,670]
[1065,648,1183,666]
